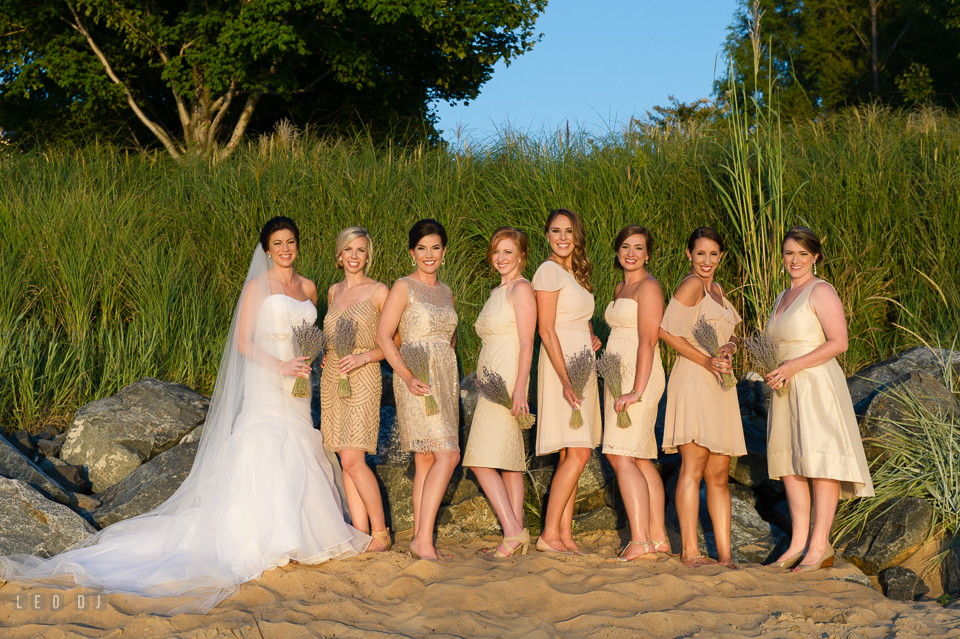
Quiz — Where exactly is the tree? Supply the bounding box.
[717,0,960,114]
[0,1,547,158]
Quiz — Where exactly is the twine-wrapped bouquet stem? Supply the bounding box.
[475,367,536,429]
[596,351,632,428]
[291,321,325,398]
[691,318,737,389]
[400,343,440,416]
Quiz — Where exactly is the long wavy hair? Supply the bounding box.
[545,208,592,292]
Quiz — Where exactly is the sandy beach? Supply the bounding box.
[3,531,959,639]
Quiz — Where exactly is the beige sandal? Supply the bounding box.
[371,528,392,552]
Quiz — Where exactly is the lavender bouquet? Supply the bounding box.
[291,321,325,398]
[400,343,440,416]
[565,347,596,429]
[692,317,737,389]
[744,332,788,396]
[476,368,536,430]
[332,316,359,398]
[596,351,632,428]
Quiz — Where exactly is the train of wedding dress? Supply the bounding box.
[0,246,370,615]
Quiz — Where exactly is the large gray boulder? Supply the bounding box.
[857,371,960,465]
[60,378,208,492]
[835,497,933,575]
[0,478,96,557]
[437,495,501,540]
[848,346,960,411]
[879,566,930,601]
[92,441,199,528]
[38,457,91,494]
[0,434,71,505]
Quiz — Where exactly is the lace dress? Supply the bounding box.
[463,280,528,471]
[765,280,874,498]
[394,277,459,453]
[601,298,665,459]
[320,288,382,453]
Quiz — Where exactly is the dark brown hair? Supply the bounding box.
[782,226,824,264]
[259,216,300,252]
[686,226,725,253]
[544,208,592,292]
[612,225,654,271]
[409,218,447,249]
[486,226,530,273]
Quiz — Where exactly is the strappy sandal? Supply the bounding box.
[651,539,672,555]
[680,554,716,568]
[611,540,657,563]
[718,561,739,570]
[371,528,392,552]
[493,528,531,558]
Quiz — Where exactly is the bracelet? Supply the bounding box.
[630,390,642,401]
[277,361,283,376]
[723,341,738,354]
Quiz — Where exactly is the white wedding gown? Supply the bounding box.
[0,248,370,615]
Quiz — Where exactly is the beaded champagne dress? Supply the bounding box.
[463,280,528,471]
[320,286,382,453]
[394,277,459,453]
[765,280,874,498]
[601,298,665,459]
[660,279,746,456]
[532,261,601,455]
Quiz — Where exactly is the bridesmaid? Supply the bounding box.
[764,226,874,572]
[463,227,536,557]
[320,227,391,552]
[533,208,602,555]
[601,225,668,562]
[376,219,459,562]
[658,227,745,569]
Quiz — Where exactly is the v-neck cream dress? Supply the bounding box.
[765,280,874,498]
[660,280,746,456]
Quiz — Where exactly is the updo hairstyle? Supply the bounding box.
[612,225,654,271]
[259,216,300,252]
[335,226,374,275]
[486,226,530,272]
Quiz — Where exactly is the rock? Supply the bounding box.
[0,478,96,557]
[36,438,62,459]
[374,462,414,533]
[34,424,61,441]
[180,425,204,445]
[459,372,479,437]
[39,457,91,494]
[7,430,38,462]
[858,371,960,465]
[60,378,209,492]
[848,346,960,411]
[578,448,614,495]
[92,441,199,528]
[828,571,873,588]
[943,548,960,597]
[880,566,931,600]
[437,495,501,540]
[381,364,395,408]
[771,500,792,537]
[0,434,71,505]
[836,498,934,575]
[573,506,621,533]
[444,467,482,506]
[728,488,788,564]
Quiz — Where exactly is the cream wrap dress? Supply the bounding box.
[765,280,874,498]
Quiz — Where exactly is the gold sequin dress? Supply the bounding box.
[319,288,382,453]
[765,280,874,498]
[463,280,528,471]
[601,298,665,459]
[394,277,459,453]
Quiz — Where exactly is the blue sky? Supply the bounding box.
[433,0,741,142]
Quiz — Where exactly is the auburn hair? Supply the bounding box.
[486,226,529,273]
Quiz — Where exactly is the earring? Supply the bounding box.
[411,257,416,267]
[813,263,818,276]
[781,264,785,273]
[267,254,273,259]
[441,257,446,266]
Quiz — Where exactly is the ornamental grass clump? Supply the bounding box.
[400,343,439,416]
[692,317,737,388]
[291,321,325,398]
[596,351,631,428]
[565,347,596,429]
[744,331,787,396]
[332,316,359,398]
[476,367,536,429]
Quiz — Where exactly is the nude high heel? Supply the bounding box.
[494,528,531,558]
[766,550,803,569]
[371,529,392,552]
[792,545,834,573]
[536,536,572,555]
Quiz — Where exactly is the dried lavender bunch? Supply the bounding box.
[744,331,788,397]
[333,316,359,398]
[291,321,325,398]
[400,343,439,415]
[596,351,632,428]
[476,368,536,430]
[565,347,596,429]
[691,317,737,389]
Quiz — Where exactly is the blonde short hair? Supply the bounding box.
[335,227,373,275]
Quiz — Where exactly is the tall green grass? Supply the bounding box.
[1,108,958,432]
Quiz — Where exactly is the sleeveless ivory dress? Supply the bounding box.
[601,297,665,459]
[320,286,382,453]
[394,277,459,453]
[660,281,746,456]
[532,261,601,455]
[463,280,528,471]
[765,280,874,498]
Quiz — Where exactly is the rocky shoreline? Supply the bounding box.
[2,346,959,603]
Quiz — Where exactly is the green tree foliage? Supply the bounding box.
[0,0,547,158]
[718,0,960,113]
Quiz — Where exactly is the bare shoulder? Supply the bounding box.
[326,282,338,304]
[506,278,536,304]
[671,276,703,306]
[809,279,843,309]
[637,275,664,301]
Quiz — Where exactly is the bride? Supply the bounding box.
[0,217,370,614]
